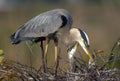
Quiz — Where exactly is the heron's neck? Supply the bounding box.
[58,30,74,46]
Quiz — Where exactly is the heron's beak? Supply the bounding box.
[67,42,78,60]
[78,40,95,65]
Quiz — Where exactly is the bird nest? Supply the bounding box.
[0,38,120,81]
[0,57,120,81]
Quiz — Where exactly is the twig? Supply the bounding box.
[100,38,120,70]
[25,41,33,72]
[109,38,120,61]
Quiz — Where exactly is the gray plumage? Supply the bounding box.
[10,9,73,44]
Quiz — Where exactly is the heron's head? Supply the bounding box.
[63,28,90,48]
[67,28,95,64]
[69,28,90,47]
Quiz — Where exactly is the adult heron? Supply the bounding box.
[10,9,95,71]
[10,9,73,68]
[67,28,95,71]
[67,27,100,73]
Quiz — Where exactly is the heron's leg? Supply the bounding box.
[54,37,58,64]
[44,37,50,65]
[45,37,50,55]
[40,41,46,72]
[54,37,59,76]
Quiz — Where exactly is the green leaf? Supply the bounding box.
[30,42,37,47]
[0,49,4,56]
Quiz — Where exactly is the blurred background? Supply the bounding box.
[0,0,120,69]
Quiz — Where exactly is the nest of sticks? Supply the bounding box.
[0,38,120,81]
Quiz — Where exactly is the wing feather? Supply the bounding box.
[18,14,63,39]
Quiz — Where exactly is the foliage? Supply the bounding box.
[0,49,4,56]
[0,49,4,63]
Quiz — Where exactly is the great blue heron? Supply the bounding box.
[10,9,95,71]
[67,28,95,71]
[10,9,73,68]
